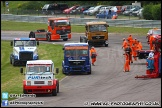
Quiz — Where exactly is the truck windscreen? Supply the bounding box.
[14,40,36,47]
[89,24,107,32]
[55,20,70,26]
[26,65,51,73]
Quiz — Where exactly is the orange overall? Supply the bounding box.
[138,41,143,50]
[122,40,128,50]
[133,39,138,46]
[149,35,154,50]
[136,41,142,51]
[125,45,133,63]
[131,44,137,61]
[90,48,97,65]
[127,35,133,47]
[124,53,130,72]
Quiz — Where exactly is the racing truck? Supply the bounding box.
[10,38,39,66]
[20,60,59,96]
[29,17,71,41]
[135,33,161,78]
[80,21,109,47]
[62,43,91,75]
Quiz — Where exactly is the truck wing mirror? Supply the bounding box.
[56,68,59,74]
[11,41,13,46]
[37,41,39,46]
[20,67,23,74]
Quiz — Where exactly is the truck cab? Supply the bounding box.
[82,21,109,47]
[10,38,39,66]
[62,43,91,75]
[20,60,59,96]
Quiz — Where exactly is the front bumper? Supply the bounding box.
[24,85,56,94]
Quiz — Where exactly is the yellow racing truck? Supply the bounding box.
[80,21,109,47]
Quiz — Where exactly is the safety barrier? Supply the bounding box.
[1,14,161,28]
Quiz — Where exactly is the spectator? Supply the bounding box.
[113,6,117,15]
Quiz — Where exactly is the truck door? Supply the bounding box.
[48,20,55,34]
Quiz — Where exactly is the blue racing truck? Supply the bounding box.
[10,38,39,66]
[62,43,91,75]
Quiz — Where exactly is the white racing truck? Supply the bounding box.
[20,60,59,96]
[10,38,39,66]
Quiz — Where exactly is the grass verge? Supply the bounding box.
[1,21,150,36]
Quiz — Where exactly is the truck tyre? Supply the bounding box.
[63,38,68,41]
[10,54,12,64]
[23,89,27,94]
[29,31,35,38]
[47,35,51,42]
[52,89,57,96]
[80,36,87,43]
[12,59,15,66]
[57,81,59,93]
[62,68,65,74]
[87,66,91,75]
[105,43,108,47]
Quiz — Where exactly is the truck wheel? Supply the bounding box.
[63,38,68,41]
[10,54,12,64]
[80,36,87,43]
[23,89,27,94]
[62,68,64,74]
[47,35,51,42]
[52,89,57,96]
[12,59,15,66]
[10,58,12,64]
[57,81,59,93]
[29,31,35,38]
[105,43,108,47]
[87,66,91,75]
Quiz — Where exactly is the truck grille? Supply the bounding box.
[69,60,85,66]
[60,35,68,39]
[19,52,33,60]
[34,81,45,84]
[57,29,70,35]
[92,36,105,40]
[35,33,46,38]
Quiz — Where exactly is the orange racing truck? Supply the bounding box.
[29,17,71,41]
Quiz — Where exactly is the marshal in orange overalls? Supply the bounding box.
[90,47,97,66]
[149,35,155,50]
[123,52,130,72]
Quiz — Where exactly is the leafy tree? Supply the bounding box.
[143,4,154,20]
[152,4,161,20]
[2,1,6,7]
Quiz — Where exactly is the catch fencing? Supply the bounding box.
[1,14,161,28]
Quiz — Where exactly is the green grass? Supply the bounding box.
[1,21,150,36]
[1,40,65,101]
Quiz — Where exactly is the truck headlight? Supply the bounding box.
[48,81,52,85]
[33,55,38,60]
[14,56,18,59]
[27,81,31,85]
